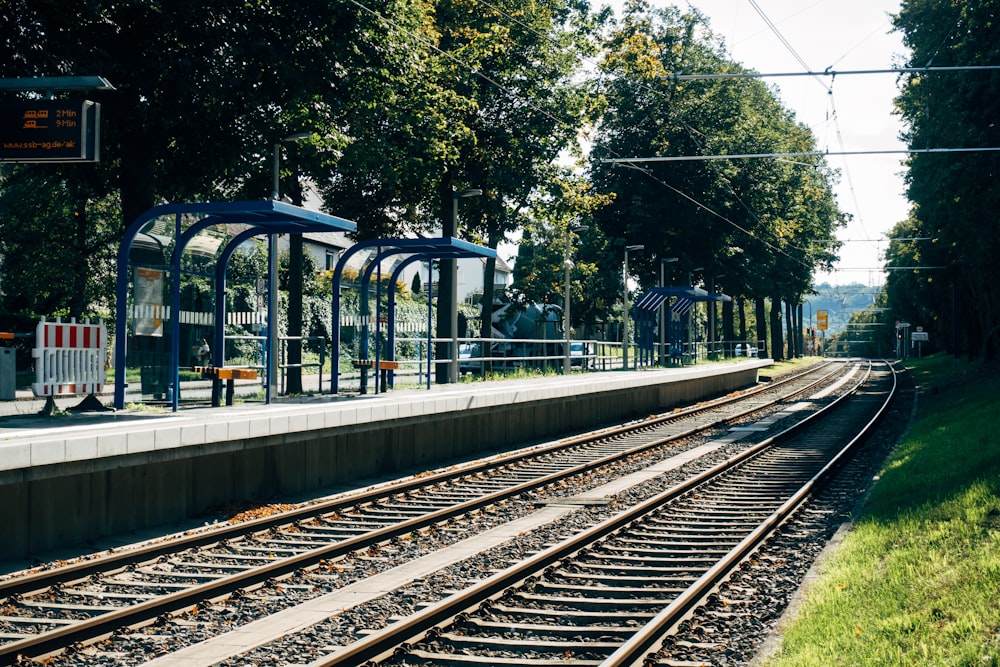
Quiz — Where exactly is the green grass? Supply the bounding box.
[762,353,1000,666]
[764,356,825,378]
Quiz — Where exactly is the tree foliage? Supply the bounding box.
[584,1,843,348]
[889,0,1000,360]
[2,0,846,358]
[510,172,612,331]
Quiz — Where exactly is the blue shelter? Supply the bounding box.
[113,201,357,411]
[330,237,497,394]
[633,286,731,365]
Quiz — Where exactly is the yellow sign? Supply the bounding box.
[817,310,829,330]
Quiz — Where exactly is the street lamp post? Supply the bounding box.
[659,257,678,365]
[687,267,703,361]
[623,244,644,370]
[267,132,311,399]
[447,188,482,384]
[563,224,587,374]
[708,273,724,357]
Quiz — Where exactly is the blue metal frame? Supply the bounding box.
[330,237,496,394]
[385,254,430,391]
[632,286,732,364]
[114,201,357,411]
[364,250,471,394]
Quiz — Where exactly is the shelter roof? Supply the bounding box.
[634,286,732,312]
[126,200,358,237]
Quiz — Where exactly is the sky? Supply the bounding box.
[643,0,911,288]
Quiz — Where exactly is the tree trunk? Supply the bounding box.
[722,298,735,343]
[785,301,795,358]
[737,298,747,341]
[479,224,501,376]
[797,302,804,357]
[755,297,768,358]
[769,296,784,361]
[118,97,156,228]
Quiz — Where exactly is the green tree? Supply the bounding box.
[321,0,602,381]
[8,0,385,217]
[0,166,118,320]
[586,1,842,355]
[511,173,611,333]
[0,0,423,303]
[892,0,1000,359]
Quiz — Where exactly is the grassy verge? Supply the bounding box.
[763,356,825,378]
[762,353,1000,666]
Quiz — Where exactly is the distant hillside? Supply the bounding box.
[806,282,882,334]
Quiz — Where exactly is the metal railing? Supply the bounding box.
[222,333,327,395]
[206,335,769,396]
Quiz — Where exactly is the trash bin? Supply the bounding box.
[0,348,15,401]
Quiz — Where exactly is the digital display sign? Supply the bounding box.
[0,99,100,162]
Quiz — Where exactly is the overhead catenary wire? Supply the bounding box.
[350,0,821,270]
[657,1,834,264]
[411,0,906,271]
[602,146,1000,162]
[825,83,870,240]
[685,0,851,263]
[347,2,995,286]
[615,161,812,269]
[745,0,826,91]
[666,65,1000,80]
[734,1,870,252]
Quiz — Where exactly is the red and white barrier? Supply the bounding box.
[32,316,107,397]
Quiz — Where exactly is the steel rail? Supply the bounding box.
[601,361,896,666]
[0,360,839,599]
[0,360,850,663]
[306,361,889,666]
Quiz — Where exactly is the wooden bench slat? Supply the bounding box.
[352,359,398,370]
[194,366,258,380]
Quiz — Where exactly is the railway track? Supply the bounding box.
[308,360,897,666]
[0,359,877,664]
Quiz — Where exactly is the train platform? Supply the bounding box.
[0,360,770,561]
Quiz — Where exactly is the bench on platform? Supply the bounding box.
[353,359,400,394]
[193,366,259,406]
